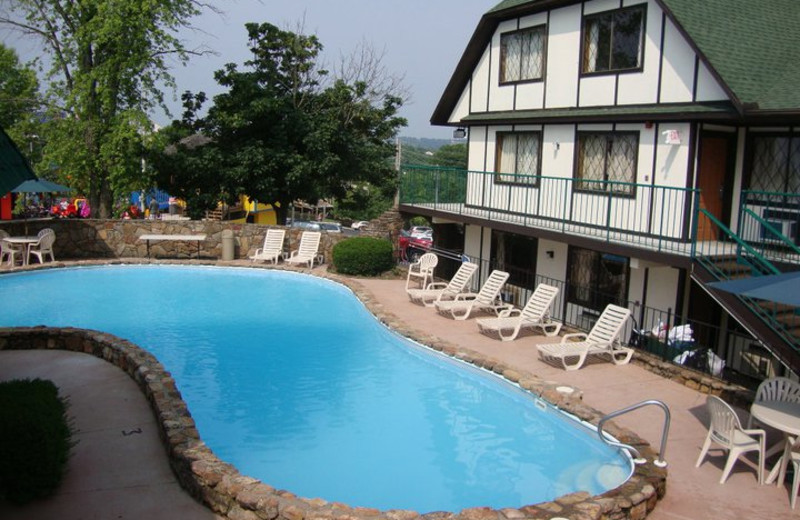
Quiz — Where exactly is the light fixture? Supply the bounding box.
[546,250,554,259]
[453,127,466,139]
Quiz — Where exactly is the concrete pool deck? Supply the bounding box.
[0,263,794,519]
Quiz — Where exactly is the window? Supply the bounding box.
[567,247,629,310]
[491,231,537,288]
[748,135,800,194]
[500,26,546,83]
[575,132,638,195]
[495,132,541,185]
[582,5,645,74]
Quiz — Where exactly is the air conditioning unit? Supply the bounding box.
[760,210,798,243]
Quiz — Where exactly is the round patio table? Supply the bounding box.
[750,400,800,486]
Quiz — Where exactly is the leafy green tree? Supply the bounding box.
[153,22,406,224]
[432,143,467,169]
[0,1,209,217]
[0,44,39,130]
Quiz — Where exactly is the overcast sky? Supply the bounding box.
[173,1,489,138]
[1,1,491,138]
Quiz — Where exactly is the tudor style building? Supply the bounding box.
[399,0,800,380]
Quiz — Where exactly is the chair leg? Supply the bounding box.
[562,350,588,371]
[720,448,741,484]
[791,459,800,509]
[696,435,712,468]
[498,325,520,341]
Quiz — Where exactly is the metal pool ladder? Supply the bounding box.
[597,400,671,468]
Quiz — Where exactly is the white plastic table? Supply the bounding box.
[750,400,800,486]
[139,234,206,259]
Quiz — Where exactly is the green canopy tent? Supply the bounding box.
[0,127,37,194]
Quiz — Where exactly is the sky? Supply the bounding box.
[3,1,492,139]
[175,1,490,138]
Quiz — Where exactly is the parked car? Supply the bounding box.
[292,220,321,231]
[351,220,370,230]
[398,229,433,262]
[410,226,433,238]
[319,222,342,233]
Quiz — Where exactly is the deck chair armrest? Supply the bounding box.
[425,282,448,290]
[498,308,521,318]
[742,428,766,438]
[454,293,478,301]
[561,332,588,343]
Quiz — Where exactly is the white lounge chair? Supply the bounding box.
[476,283,561,341]
[407,261,478,307]
[285,231,321,268]
[696,395,765,485]
[27,228,56,264]
[405,252,438,290]
[537,304,632,370]
[434,270,510,320]
[250,228,286,264]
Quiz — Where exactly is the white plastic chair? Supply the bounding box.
[434,270,510,320]
[285,231,322,268]
[27,229,56,264]
[0,230,23,267]
[791,447,800,508]
[696,395,765,484]
[536,304,632,370]
[747,377,800,428]
[476,283,562,340]
[407,261,478,307]
[405,252,438,290]
[249,228,285,264]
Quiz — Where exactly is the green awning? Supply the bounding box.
[0,128,36,194]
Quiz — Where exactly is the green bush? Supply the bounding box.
[333,237,395,276]
[0,378,74,504]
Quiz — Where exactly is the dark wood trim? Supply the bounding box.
[656,12,666,104]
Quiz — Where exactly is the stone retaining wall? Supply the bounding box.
[0,219,352,263]
[0,261,666,520]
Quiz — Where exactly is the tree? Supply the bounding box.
[0,0,210,217]
[153,22,406,224]
[0,43,39,130]
[432,143,467,169]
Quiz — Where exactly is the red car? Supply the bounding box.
[398,229,433,262]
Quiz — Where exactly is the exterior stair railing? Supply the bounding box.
[691,209,799,372]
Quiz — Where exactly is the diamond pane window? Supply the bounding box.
[500,26,545,83]
[749,135,800,194]
[583,5,645,74]
[576,132,638,196]
[495,132,541,186]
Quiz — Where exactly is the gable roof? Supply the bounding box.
[432,0,800,125]
[0,128,37,194]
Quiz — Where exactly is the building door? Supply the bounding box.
[696,135,730,241]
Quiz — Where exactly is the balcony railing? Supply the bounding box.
[399,165,699,255]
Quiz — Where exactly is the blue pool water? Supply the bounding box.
[0,265,630,512]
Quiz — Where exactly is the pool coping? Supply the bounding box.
[0,259,666,520]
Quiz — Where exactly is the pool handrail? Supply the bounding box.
[597,399,671,467]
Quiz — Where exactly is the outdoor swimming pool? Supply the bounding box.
[0,265,631,513]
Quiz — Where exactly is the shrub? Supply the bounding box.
[0,378,74,504]
[333,237,395,276]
